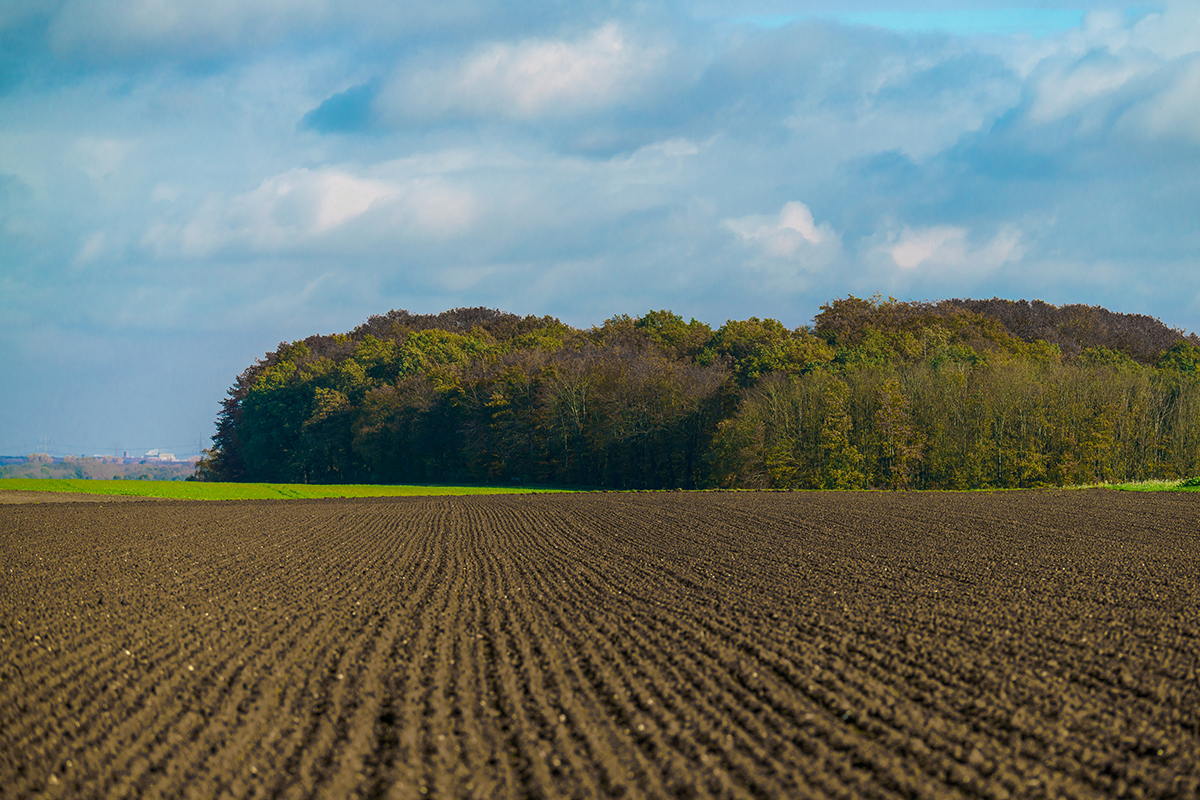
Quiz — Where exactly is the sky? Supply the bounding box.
[2,1,1199,458]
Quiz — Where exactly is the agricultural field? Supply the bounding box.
[2,490,1198,798]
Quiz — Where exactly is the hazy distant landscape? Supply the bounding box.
[0,454,198,482]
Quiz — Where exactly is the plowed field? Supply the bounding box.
[2,490,1198,799]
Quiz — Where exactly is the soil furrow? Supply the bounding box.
[3,490,1199,799]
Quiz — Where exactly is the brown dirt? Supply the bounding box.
[0,490,166,504]
[2,489,1198,799]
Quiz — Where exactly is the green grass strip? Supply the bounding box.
[0,478,566,500]
[1107,478,1200,492]
[4,477,1196,498]
[1068,478,1200,492]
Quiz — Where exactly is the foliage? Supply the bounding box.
[874,378,924,490]
[1156,341,1200,373]
[700,317,833,386]
[201,300,1200,490]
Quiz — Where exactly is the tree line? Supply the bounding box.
[196,297,1200,489]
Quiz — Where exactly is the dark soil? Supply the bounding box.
[0,491,165,504]
[2,490,1198,798]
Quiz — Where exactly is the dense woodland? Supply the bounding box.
[197,297,1200,489]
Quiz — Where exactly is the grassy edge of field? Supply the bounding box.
[3,477,1196,500]
[0,478,570,500]
[1068,478,1200,492]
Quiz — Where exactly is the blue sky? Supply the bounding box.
[2,1,1199,458]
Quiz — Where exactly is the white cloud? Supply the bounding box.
[1001,0,1200,138]
[879,224,1024,274]
[1118,57,1200,143]
[146,164,476,257]
[740,22,1026,162]
[1126,1,1200,60]
[306,171,396,231]
[995,5,1186,78]
[380,23,664,120]
[723,201,842,291]
[725,201,835,257]
[1029,58,1143,124]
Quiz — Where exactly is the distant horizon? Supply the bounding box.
[1,450,206,462]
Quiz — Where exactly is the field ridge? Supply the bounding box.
[2,490,1198,797]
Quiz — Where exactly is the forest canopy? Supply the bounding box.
[197,297,1200,490]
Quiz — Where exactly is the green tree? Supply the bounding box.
[819,379,865,489]
[1157,341,1200,373]
[703,317,833,386]
[875,378,924,490]
[1079,346,1139,370]
[635,310,713,361]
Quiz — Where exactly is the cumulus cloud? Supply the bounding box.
[378,23,666,121]
[146,165,477,257]
[1117,57,1200,143]
[697,20,1022,163]
[1026,52,1151,126]
[723,201,842,291]
[1125,1,1200,60]
[875,224,1024,275]
[1001,1,1200,143]
[725,201,834,256]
